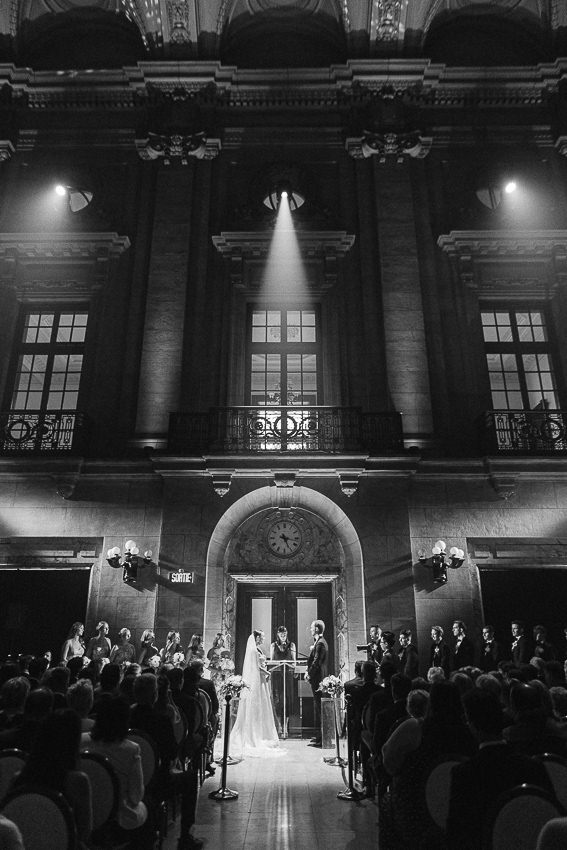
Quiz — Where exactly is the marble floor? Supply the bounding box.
[164,739,378,850]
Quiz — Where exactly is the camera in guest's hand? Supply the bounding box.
[356,643,373,653]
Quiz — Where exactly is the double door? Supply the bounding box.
[234,582,333,734]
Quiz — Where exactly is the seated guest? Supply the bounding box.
[130,674,202,850]
[371,674,412,798]
[67,655,87,685]
[83,696,149,843]
[479,624,502,672]
[429,626,451,678]
[363,660,397,735]
[0,813,24,850]
[42,666,70,710]
[382,688,429,776]
[0,686,53,753]
[0,677,30,731]
[447,688,552,850]
[550,686,567,725]
[504,681,567,757]
[67,679,95,735]
[544,660,566,689]
[93,662,122,713]
[344,660,364,695]
[427,665,446,685]
[350,661,381,732]
[166,667,207,765]
[11,709,92,846]
[182,660,219,718]
[28,655,49,685]
[398,631,419,680]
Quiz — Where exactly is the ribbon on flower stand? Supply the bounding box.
[209,692,238,800]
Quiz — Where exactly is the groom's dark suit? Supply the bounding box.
[307,634,328,744]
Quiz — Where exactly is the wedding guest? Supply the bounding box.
[363,659,397,735]
[85,697,149,839]
[479,624,502,672]
[447,688,552,849]
[429,626,451,678]
[451,620,475,671]
[42,665,70,710]
[350,661,381,747]
[511,620,532,665]
[161,630,184,665]
[184,634,205,665]
[344,660,364,695]
[11,709,92,846]
[93,662,122,713]
[504,681,567,757]
[379,631,398,669]
[138,629,160,667]
[0,677,30,731]
[367,625,383,665]
[398,630,419,679]
[110,627,136,667]
[382,688,430,776]
[60,621,86,665]
[67,679,95,734]
[371,673,412,778]
[0,814,24,850]
[85,620,111,662]
[533,624,557,661]
[0,686,53,753]
[306,620,328,747]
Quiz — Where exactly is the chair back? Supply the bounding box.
[197,688,212,723]
[0,748,27,802]
[1,785,77,850]
[126,729,158,789]
[79,751,119,831]
[534,753,567,812]
[425,754,469,830]
[487,783,564,850]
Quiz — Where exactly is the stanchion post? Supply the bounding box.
[209,693,239,800]
[337,693,362,800]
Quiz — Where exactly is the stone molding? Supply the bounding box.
[0,140,15,162]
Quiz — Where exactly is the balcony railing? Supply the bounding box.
[482,410,567,454]
[0,411,88,454]
[169,407,403,454]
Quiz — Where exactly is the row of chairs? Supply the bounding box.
[0,687,216,850]
[425,751,567,850]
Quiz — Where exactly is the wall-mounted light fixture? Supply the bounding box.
[106,540,153,585]
[262,183,305,212]
[54,184,94,212]
[417,540,465,585]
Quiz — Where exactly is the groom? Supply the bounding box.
[306,619,328,747]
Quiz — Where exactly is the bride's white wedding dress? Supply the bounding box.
[229,633,283,758]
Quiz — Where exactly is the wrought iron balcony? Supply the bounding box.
[169,407,403,454]
[481,410,567,454]
[0,411,88,454]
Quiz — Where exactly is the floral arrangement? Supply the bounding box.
[146,654,161,670]
[172,651,185,667]
[318,675,344,698]
[219,657,235,673]
[219,674,249,699]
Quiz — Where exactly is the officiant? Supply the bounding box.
[270,626,296,736]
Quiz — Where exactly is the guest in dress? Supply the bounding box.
[533,624,557,661]
[184,634,205,666]
[60,622,86,665]
[138,629,160,667]
[270,626,296,736]
[85,621,111,662]
[11,709,92,847]
[110,628,137,668]
[160,631,183,666]
[429,626,451,678]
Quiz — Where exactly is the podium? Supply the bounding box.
[267,659,305,739]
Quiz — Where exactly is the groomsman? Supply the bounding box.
[306,619,328,747]
[510,620,532,665]
[398,630,419,679]
[429,626,451,678]
[367,625,383,665]
[451,620,475,671]
[480,625,501,672]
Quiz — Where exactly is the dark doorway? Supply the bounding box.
[0,568,91,660]
[234,582,334,736]
[479,568,567,656]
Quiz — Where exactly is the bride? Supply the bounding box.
[230,629,281,757]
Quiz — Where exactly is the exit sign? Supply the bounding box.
[170,569,194,584]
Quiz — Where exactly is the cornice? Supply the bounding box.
[0,232,131,261]
[212,230,355,258]
[438,230,567,258]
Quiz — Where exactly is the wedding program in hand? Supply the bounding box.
[229,629,284,758]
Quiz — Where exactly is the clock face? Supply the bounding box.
[267,519,302,557]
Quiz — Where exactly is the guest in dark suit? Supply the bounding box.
[447,688,552,850]
[511,620,532,666]
[364,659,397,736]
[344,660,363,695]
[429,626,451,678]
[451,620,475,671]
[398,630,419,679]
[367,625,383,666]
[306,619,328,746]
[479,625,502,673]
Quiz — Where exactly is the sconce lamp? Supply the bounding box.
[106,540,153,585]
[417,540,465,585]
[54,184,94,212]
[262,183,305,212]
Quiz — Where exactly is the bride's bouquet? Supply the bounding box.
[318,674,344,698]
[220,674,249,699]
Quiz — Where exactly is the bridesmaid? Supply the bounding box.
[61,622,86,665]
[85,621,111,662]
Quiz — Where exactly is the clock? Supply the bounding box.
[267,519,303,557]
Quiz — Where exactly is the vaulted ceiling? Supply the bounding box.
[1,0,566,70]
